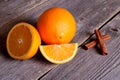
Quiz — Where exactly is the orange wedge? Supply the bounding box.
[39,43,78,64]
[6,22,41,60]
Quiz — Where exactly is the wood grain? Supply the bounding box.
[0,0,48,27]
[0,0,120,80]
[41,14,120,80]
[0,0,60,80]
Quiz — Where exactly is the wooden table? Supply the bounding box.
[0,0,120,80]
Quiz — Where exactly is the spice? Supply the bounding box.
[95,30,108,55]
[84,35,111,50]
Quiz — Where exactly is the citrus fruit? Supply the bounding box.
[6,22,41,60]
[37,7,76,44]
[39,43,78,64]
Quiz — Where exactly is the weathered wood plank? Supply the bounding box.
[0,0,48,27]
[0,0,59,44]
[0,0,60,80]
[72,0,120,44]
[0,0,120,80]
[41,14,120,80]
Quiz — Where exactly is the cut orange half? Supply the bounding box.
[6,22,41,60]
[39,43,78,64]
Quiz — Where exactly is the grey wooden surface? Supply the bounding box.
[41,13,120,80]
[0,0,120,80]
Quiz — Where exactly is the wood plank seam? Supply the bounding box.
[39,13,120,80]
[84,13,120,79]
[40,13,120,80]
[38,5,120,80]
[79,13,120,79]
[99,11,120,30]
[80,11,120,48]
[38,68,54,80]
[0,0,120,80]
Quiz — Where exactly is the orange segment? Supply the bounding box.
[6,22,41,60]
[39,43,78,64]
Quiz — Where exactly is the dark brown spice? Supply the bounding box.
[84,35,111,50]
[95,30,108,55]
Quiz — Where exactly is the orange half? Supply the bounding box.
[39,43,78,64]
[6,22,41,60]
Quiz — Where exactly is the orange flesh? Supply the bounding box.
[8,25,32,57]
[42,44,76,61]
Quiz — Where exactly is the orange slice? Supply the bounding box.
[6,22,41,60]
[39,43,78,64]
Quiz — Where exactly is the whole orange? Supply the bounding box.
[37,7,76,44]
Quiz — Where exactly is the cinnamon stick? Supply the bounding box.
[84,35,111,50]
[95,30,108,55]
